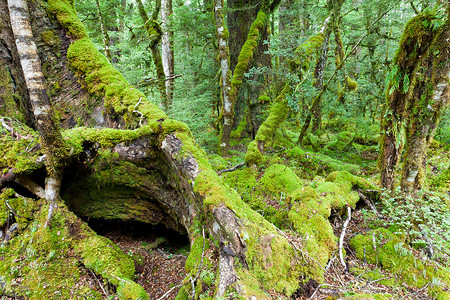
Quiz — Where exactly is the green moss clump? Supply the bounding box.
[46,0,88,39]
[345,76,357,90]
[350,228,450,295]
[223,167,257,201]
[230,115,247,139]
[432,167,450,188]
[245,140,262,165]
[288,188,336,281]
[259,164,303,196]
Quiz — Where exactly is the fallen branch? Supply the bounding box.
[356,189,380,217]
[156,283,183,300]
[217,162,246,175]
[276,228,327,274]
[90,270,109,297]
[339,206,352,270]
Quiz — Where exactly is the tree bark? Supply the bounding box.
[161,0,174,102]
[379,11,439,191]
[400,20,450,193]
[94,0,113,62]
[136,0,169,109]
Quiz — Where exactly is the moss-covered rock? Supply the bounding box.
[0,199,146,299]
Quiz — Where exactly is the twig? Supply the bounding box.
[133,97,145,127]
[157,283,183,300]
[5,200,23,219]
[217,162,246,175]
[309,283,322,299]
[339,206,352,270]
[276,228,327,274]
[90,270,109,297]
[357,189,380,217]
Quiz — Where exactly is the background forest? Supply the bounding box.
[0,0,449,299]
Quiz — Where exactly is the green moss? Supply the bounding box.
[254,84,291,145]
[0,64,21,120]
[432,167,450,188]
[46,0,88,39]
[259,164,303,195]
[345,76,357,90]
[223,167,257,201]
[245,140,262,165]
[175,286,189,300]
[349,268,396,287]
[230,115,247,139]
[350,228,450,294]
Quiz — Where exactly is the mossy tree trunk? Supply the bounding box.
[136,0,169,109]
[301,0,344,136]
[400,16,449,193]
[218,0,280,155]
[379,10,442,191]
[214,0,232,152]
[0,0,307,298]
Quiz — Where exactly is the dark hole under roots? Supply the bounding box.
[85,218,190,250]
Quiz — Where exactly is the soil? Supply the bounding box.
[91,221,189,300]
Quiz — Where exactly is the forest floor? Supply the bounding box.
[90,209,431,300]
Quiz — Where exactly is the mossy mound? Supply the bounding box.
[0,119,41,174]
[287,187,336,281]
[259,164,304,196]
[350,228,450,297]
[0,188,147,299]
[285,147,361,178]
[432,167,450,189]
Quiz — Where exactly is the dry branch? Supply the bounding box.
[217,162,246,175]
[339,206,352,270]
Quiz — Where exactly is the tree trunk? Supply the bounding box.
[161,0,174,102]
[214,0,232,152]
[136,0,169,109]
[379,10,439,191]
[7,0,67,217]
[400,18,450,193]
[95,0,113,62]
[218,10,269,154]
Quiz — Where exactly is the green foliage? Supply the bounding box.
[381,189,450,265]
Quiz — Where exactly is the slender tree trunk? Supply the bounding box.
[94,0,112,62]
[161,0,174,102]
[311,15,332,132]
[136,0,169,109]
[214,0,232,151]
[7,0,67,223]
